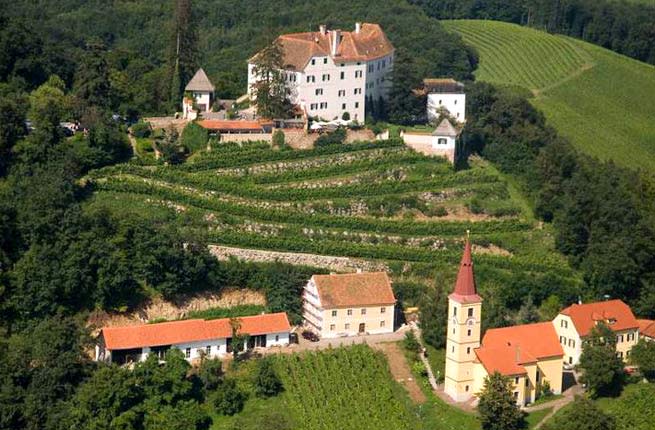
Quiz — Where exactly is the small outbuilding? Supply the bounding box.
[400,118,461,163]
[183,68,215,120]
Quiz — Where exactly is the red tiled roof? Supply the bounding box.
[312,272,396,308]
[638,319,655,339]
[449,239,482,304]
[198,120,266,131]
[101,313,291,350]
[255,23,394,71]
[476,322,563,376]
[560,300,638,337]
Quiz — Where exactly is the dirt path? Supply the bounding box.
[373,342,427,403]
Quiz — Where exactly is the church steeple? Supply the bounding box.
[449,238,482,304]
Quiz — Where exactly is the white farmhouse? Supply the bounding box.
[96,312,290,364]
[248,22,394,122]
[303,272,396,339]
[425,78,466,123]
[553,300,639,366]
[183,68,215,120]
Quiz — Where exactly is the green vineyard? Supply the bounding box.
[443,20,655,172]
[87,140,580,304]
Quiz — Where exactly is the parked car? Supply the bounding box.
[301,330,319,342]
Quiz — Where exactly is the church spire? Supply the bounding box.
[449,235,482,304]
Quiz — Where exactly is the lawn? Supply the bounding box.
[442,20,655,172]
[525,407,552,429]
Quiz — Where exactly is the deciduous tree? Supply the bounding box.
[578,322,625,398]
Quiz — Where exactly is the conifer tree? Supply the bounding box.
[168,0,198,109]
[249,40,292,119]
[477,372,526,430]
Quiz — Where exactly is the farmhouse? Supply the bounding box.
[400,118,461,163]
[183,68,215,120]
[303,272,396,339]
[553,300,639,365]
[248,22,394,122]
[424,78,466,123]
[96,312,291,364]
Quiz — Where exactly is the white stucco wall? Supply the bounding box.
[427,93,466,123]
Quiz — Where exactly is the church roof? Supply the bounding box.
[475,322,563,376]
[432,119,460,137]
[559,300,638,337]
[185,68,215,92]
[449,239,482,304]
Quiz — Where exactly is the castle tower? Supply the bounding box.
[444,237,483,402]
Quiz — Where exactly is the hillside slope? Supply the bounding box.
[442,20,655,172]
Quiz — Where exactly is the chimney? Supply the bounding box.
[331,29,341,56]
[355,22,362,33]
[319,24,327,35]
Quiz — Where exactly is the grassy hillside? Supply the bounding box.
[86,140,581,310]
[442,20,655,172]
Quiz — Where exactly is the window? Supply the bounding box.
[525,378,529,387]
[361,308,366,315]
[466,347,471,354]
[310,103,318,110]
[354,88,362,95]
[515,377,519,384]
[322,74,330,81]
[345,323,350,330]
[617,335,624,343]
[320,102,327,109]
[338,89,345,97]
[311,58,316,65]
[275,335,279,342]
[340,71,345,79]
[347,309,353,316]
[568,357,573,364]
[561,320,568,328]
[330,324,335,331]
[467,329,471,336]
[468,308,474,317]
[438,99,442,104]
[452,328,455,334]
[342,103,346,110]
[316,88,323,96]
[465,385,469,392]
[536,371,541,383]
[514,392,519,399]
[307,75,315,83]
[206,345,211,355]
[381,307,386,313]
[438,138,447,145]
[354,102,359,108]
[451,346,455,353]
[185,348,191,358]
[332,310,337,317]
[380,321,385,327]
[454,100,457,105]
[453,307,457,316]
[617,351,623,358]
[323,58,328,64]
[355,70,362,78]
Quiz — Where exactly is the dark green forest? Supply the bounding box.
[1,1,655,429]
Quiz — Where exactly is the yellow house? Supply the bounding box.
[302,272,396,339]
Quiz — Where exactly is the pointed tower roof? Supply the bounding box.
[432,119,460,137]
[185,68,215,92]
[449,238,482,304]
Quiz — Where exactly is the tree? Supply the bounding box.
[249,40,292,119]
[403,329,421,354]
[157,126,185,165]
[212,378,246,416]
[0,94,26,176]
[477,372,526,430]
[386,51,424,125]
[272,129,286,150]
[578,322,625,398]
[419,287,447,349]
[538,295,562,321]
[630,339,655,381]
[515,295,539,324]
[253,357,283,398]
[542,395,615,430]
[73,42,111,111]
[197,357,223,391]
[168,0,198,108]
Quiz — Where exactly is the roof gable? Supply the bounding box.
[101,312,290,350]
[638,319,655,339]
[433,119,460,137]
[560,300,638,337]
[312,272,396,308]
[185,68,215,92]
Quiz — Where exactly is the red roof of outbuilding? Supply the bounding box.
[198,120,269,131]
[560,300,638,337]
[475,322,563,376]
[100,312,291,350]
[449,239,482,304]
[638,319,655,339]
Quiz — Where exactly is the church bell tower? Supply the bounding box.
[444,236,482,402]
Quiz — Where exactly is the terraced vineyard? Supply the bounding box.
[87,140,580,301]
[443,20,655,172]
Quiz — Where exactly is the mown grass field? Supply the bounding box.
[86,140,581,305]
[442,20,655,172]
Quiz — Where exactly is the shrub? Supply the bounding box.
[213,378,246,415]
[181,122,209,153]
[198,357,223,391]
[404,330,421,354]
[254,357,283,397]
[315,127,346,147]
[272,130,286,149]
[412,360,427,377]
[131,121,151,138]
[431,206,448,217]
[342,111,350,121]
[467,198,484,214]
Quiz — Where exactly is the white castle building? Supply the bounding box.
[425,78,466,123]
[248,22,395,121]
